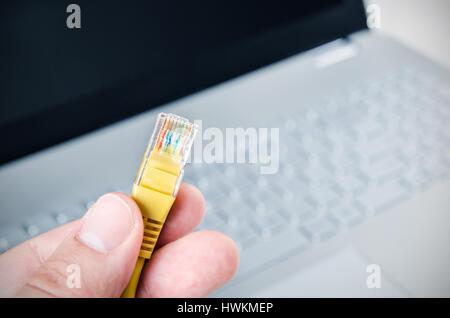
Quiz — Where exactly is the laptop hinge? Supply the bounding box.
[312,39,359,69]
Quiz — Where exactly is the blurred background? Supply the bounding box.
[365,0,450,69]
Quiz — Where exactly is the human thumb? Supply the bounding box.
[16,193,143,297]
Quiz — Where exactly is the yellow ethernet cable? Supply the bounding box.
[121,113,198,298]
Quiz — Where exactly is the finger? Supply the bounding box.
[0,220,80,297]
[15,193,143,297]
[157,183,205,247]
[137,231,239,298]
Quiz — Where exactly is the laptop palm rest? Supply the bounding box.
[352,179,450,297]
[251,248,405,297]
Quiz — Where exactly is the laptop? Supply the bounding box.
[1,0,450,297]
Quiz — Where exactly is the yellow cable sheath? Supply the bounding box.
[122,257,145,298]
[121,183,175,298]
[121,215,166,298]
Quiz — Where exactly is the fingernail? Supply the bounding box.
[77,194,134,253]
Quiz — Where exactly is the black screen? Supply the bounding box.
[0,0,366,163]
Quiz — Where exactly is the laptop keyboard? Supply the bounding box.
[1,68,450,282]
[188,68,450,278]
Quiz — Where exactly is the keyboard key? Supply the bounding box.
[54,212,70,225]
[250,212,286,240]
[335,168,368,196]
[199,209,223,229]
[0,238,7,253]
[83,199,96,210]
[299,217,338,243]
[365,150,407,184]
[224,225,258,250]
[23,214,57,238]
[328,203,365,228]
[234,229,310,279]
[308,179,343,209]
[283,193,317,218]
[401,165,433,191]
[355,179,410,215]
[61,203,86,220]
[0,226,28,252]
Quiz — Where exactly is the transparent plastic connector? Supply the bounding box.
[136,113,197,186]
[149,113,197,164]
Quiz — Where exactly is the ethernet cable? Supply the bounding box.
[122,113,197,298]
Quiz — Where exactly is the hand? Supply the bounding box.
[0,183,239,297]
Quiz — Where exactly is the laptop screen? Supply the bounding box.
[0,0,366,163]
